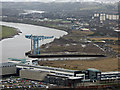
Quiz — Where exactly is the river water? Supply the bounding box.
[0,22,67,62]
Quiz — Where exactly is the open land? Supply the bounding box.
[38,57,119,72]
[39,30,105,55]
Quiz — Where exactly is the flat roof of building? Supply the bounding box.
[48,73,83,80]
[0,62,16,67]
[17,64,78,73]
[101,71,120,75]
[88,68,100,72]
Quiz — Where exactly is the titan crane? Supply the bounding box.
[25,34,54,55]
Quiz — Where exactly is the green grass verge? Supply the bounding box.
[0,25,19,39]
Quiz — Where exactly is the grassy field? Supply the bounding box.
[38,57,119,72]
[0,25,19,39]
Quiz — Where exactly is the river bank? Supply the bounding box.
[11,20,105,56]
[2,20,118,57]
[2,21,107,56]
[0,25,22,41]
[18,20,116,57]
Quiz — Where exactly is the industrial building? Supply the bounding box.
[6,58,119,87]
[19,67,85,87]
[0,62,16,76]
[0,61,118,88]
[18,63,120,87]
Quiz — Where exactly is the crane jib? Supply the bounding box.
[25,35,54,40]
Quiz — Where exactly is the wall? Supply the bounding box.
[20,69,48,81]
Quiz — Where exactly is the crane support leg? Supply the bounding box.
[33,39,36,55]
[37,39,39,55]
[31,34,33,54]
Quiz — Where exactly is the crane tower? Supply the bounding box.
[25,34,54,55]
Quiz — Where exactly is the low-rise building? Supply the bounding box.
[18,63,120,87]
[0,62,16,76]
[45,73,84,87]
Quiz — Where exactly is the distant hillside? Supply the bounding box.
[1,2,118,12]
[1,2,118,20]
[95,0,119,3]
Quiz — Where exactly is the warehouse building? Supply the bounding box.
[0,62,16,76]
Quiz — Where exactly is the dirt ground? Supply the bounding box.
[38,57,119,72]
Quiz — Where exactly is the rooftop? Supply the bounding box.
[0,62,16,67]
[101,71,120,74]
[48,73,83,80]
[88,68,100,72]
